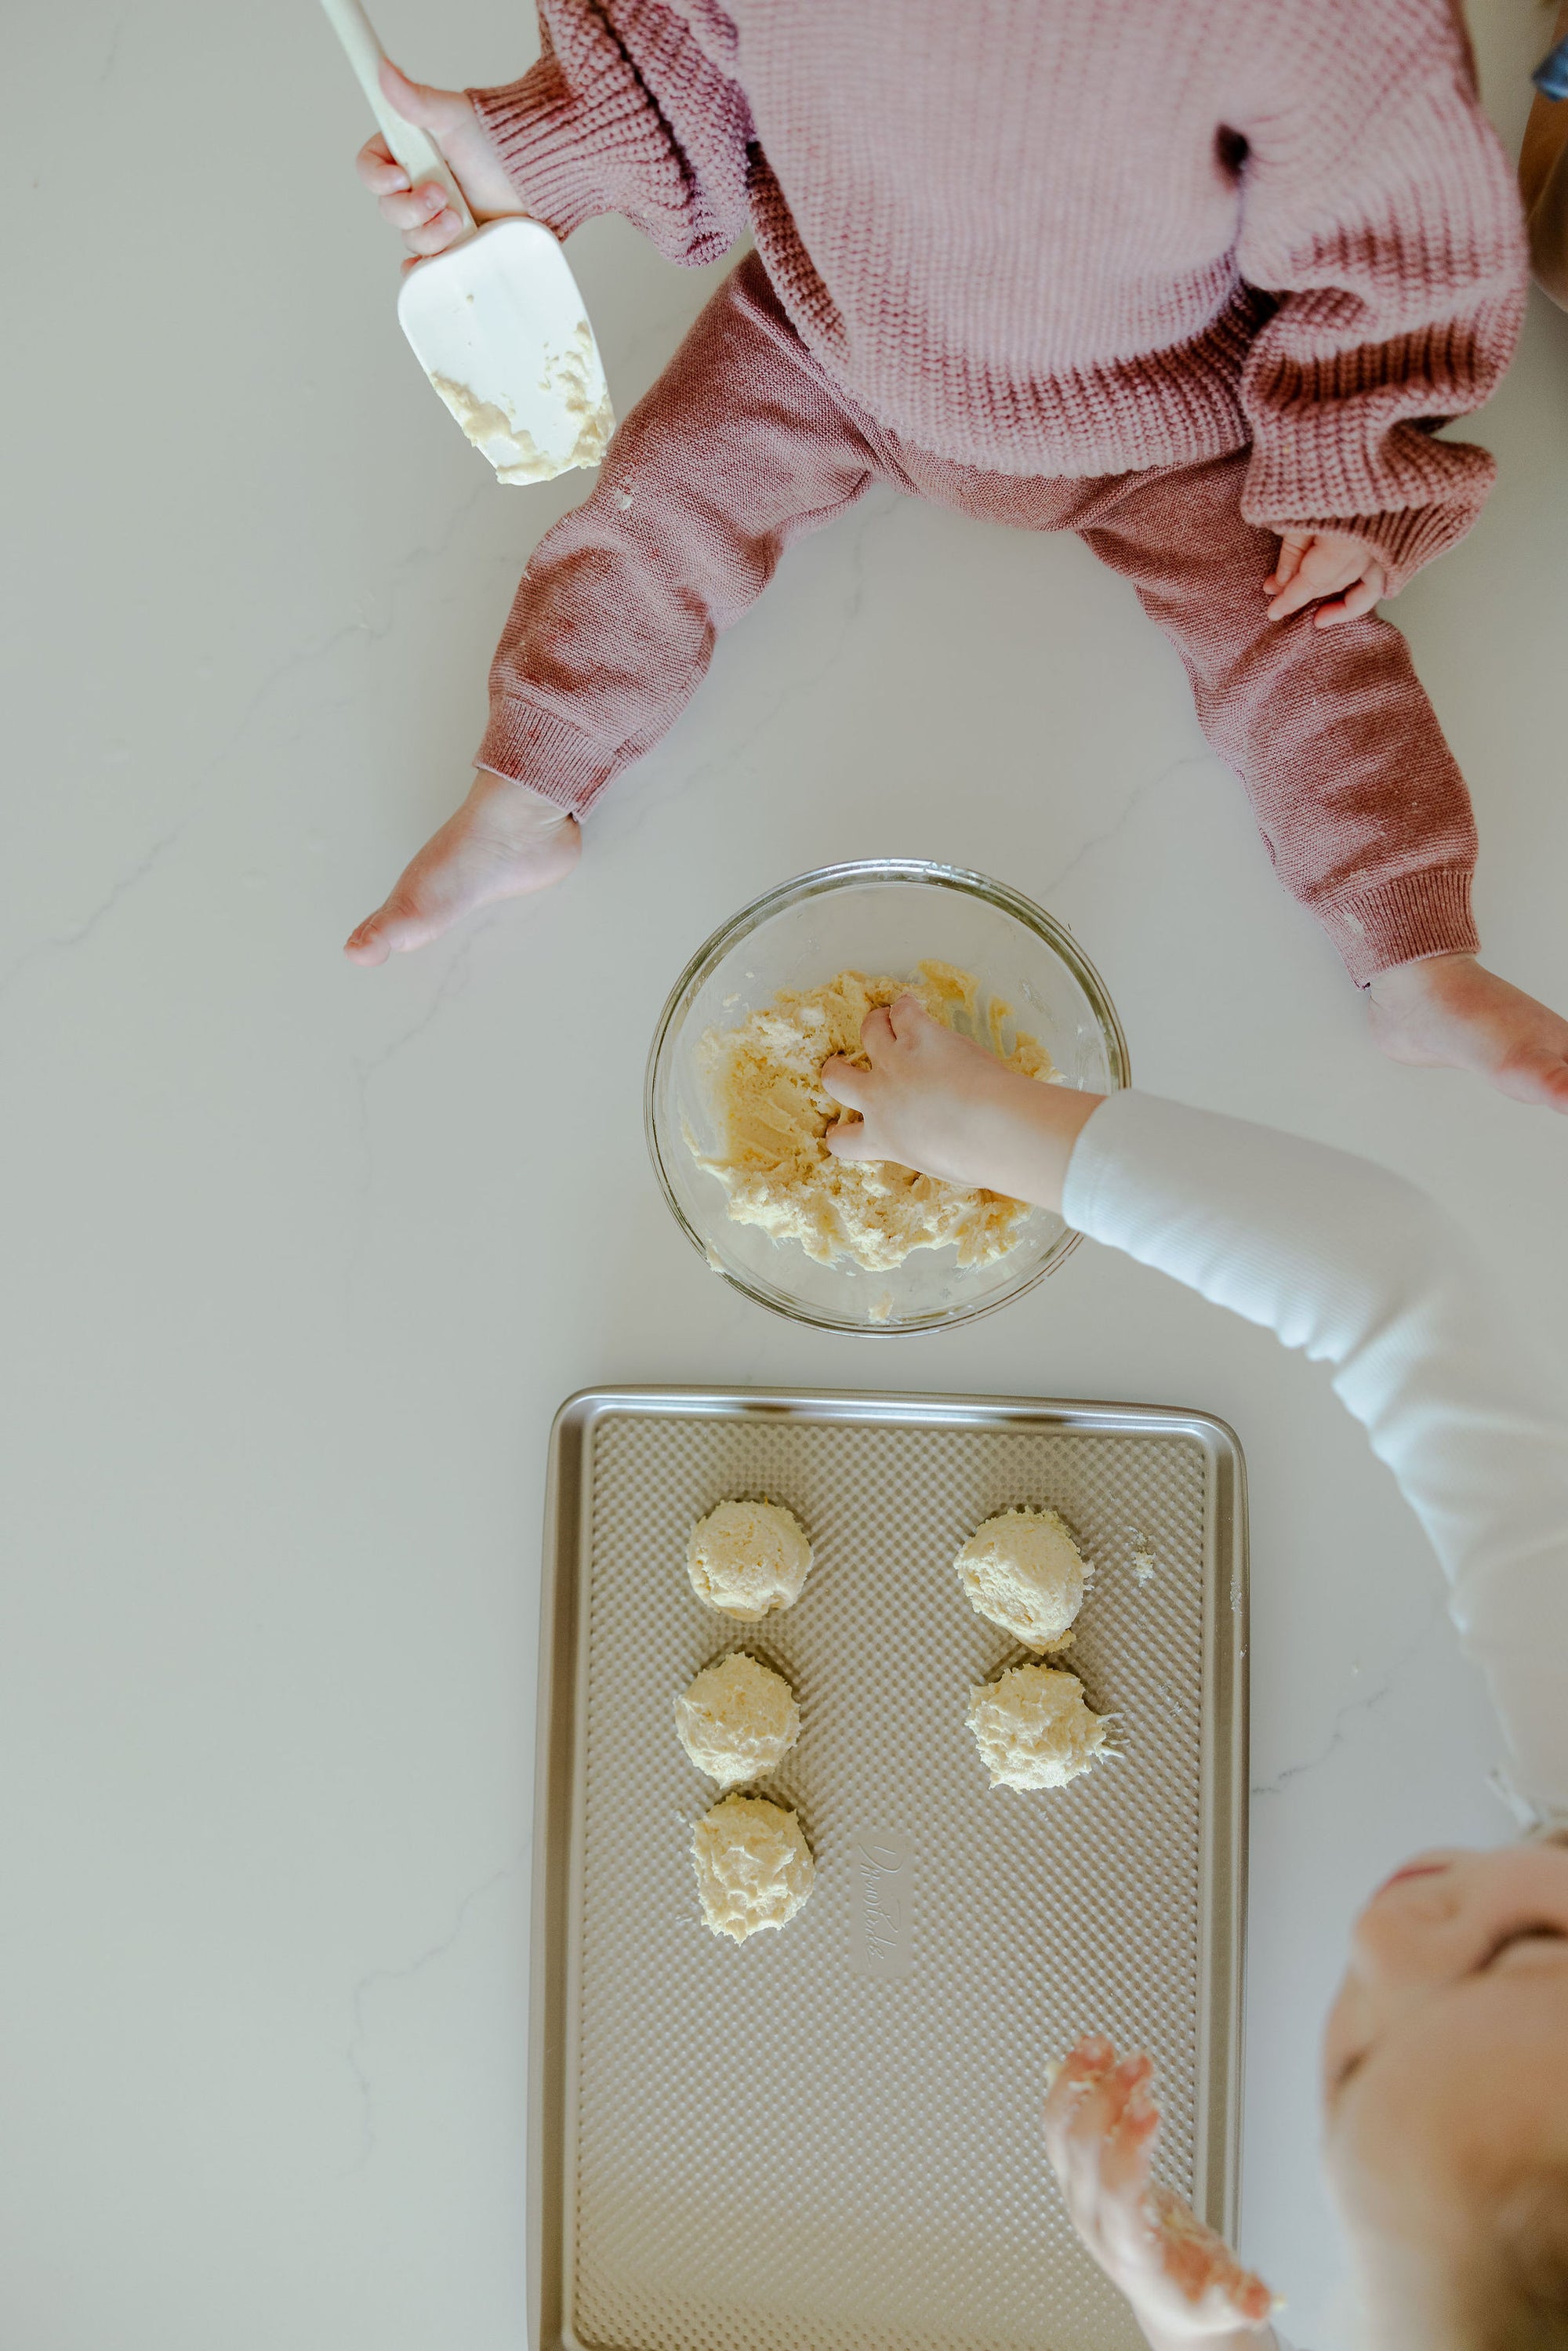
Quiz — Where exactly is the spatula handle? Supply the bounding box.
[318,0,477,236]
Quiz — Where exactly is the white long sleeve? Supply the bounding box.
[1062,1093,1568,1830]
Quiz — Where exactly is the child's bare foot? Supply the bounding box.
[344,771,580,966]
[1367,954,1568,1113]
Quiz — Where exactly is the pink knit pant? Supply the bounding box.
[479,254,1479,985]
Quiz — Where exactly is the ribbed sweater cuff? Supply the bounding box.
[1319,865,1479,986]
[1244,433,1497,592]
[468,64,602,241]
[477,700,622,816]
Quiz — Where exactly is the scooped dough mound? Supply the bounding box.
[691,961,1055,1273]
[956,1507,1091,1651]
[691,1794,815,1941]
[967,1663,1110,1791]
[687,1499,814,1620]
[675,1653,801,1789]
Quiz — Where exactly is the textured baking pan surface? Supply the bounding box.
[534,1388,1247,2351]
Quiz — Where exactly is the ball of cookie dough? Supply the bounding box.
[675,1653,801,1790]
[967,1663,1109,1791]
[691,1794,815,1942]
[686,1499,813,1620]
[955,1507,1091,1651]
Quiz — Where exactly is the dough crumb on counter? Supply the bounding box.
[691,961,1054,1273]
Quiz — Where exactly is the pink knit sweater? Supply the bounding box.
[473,0,1525,586]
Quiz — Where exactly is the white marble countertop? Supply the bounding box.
[6,2,1567,2344]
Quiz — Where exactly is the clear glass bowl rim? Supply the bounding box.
[643,859,1133,1334]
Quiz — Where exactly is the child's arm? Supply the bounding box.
[353,9,749,271]
[824,1000,1568,1830]
[1042,2037,1276,2351]
[466,2,750,265]
[1521,4,1568,309]
[1232,0,1526,611]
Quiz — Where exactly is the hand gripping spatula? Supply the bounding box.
[319,0,614,482]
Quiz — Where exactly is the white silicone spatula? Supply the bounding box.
[319,0,613,482]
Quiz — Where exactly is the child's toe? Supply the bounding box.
[343,920,393,966]
[1495,1045,1568,1112]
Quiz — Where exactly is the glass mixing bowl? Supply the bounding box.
[645,862,1130,1333]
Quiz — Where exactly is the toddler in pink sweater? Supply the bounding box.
[345,0,1568,1112]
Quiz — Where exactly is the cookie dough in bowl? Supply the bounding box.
[967,1662,1111,1791]
[687,1499,814,1620]
[675,1653,801,1789]
[692,961,1051,1275]
[955,1507,1091,1651]
[691,1793,815,1941]
[644,862,1129,1335]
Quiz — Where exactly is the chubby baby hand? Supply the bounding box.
[821,996,1098,1212]
[1044,2037,1276,2342]
[1265,530,1387,629]
[355,60,525,263]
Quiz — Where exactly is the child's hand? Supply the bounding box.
[821,996,1100,1212]
[1044,2037,1276,2346]
[354,60,525,263]
[1265,530,1388,628]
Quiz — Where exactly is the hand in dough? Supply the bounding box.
[1044,2037,1276,2341]
[822,996,1100,1214]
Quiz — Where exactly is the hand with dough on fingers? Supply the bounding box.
[1043,2034,1278,2351]
[821,993,1101,1211]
